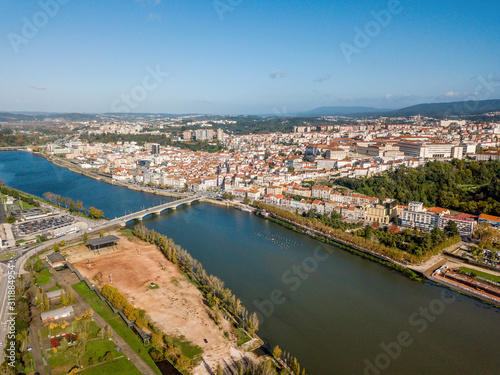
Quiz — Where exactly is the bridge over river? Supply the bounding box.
[106,196,202,227]
[107,196,202,226]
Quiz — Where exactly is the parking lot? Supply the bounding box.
[14,215,75,237]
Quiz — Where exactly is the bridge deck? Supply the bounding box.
[112,196,201,223]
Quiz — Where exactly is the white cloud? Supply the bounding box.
[445,91,461,98]
[269,69,287,79]
[149,13,161,20]
[31,86,47,90]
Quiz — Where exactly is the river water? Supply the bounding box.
[1,151,499,375]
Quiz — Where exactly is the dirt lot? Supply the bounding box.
[71,231,257,374]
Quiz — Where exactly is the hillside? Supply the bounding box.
[385,99,500,118]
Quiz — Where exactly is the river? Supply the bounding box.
[1,151,499,375]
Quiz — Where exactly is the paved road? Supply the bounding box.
[28,301,49,375]
[0,263,9,363]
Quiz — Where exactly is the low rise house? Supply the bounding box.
[47,253,66,268]
[41,306,74,323]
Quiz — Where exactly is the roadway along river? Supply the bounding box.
[1,151,499,375]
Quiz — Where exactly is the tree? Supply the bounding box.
[124,303,139,321]
[151,333,164,349]
[166,345,181,361]
[53,242,60,252]
[474,223,500,246]
[364,225,373,240]
[60,289,68,305]
[100,229,104,238]
[272,345,282,360]
[246,312,259,334]
[444,220,460,238]
[88,207,104,219]
[176,355,191,370]
[76,200,84,213]
[42,291,50,312]
[6,216,15,224]
[102,351,114,363]
[104,325,113,339]
[150,348,165,362]
[83,232,88,243]
[70,338,87,368]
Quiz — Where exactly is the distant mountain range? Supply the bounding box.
[0,112,98,122]
[295,106,390,117]
[300,99,500,118]
[2,99,500,122]
[382,99,500,118]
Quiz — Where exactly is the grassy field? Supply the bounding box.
[459,267,500,283]
[47,340,74,371]
[36,268,53,286]
[47,337,139,375]
[235,328,251,347]
[72,281,162,375]
[0,253,15,260]
[84,338,119,363]
[80,356,142,375]
[24,352,36,373]
[170,336,203,367]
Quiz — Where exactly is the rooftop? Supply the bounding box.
[87,235,121,247]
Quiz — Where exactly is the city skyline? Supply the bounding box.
[1,0,500,114]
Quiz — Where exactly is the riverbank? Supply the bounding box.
[35,151,193,200]
[257,211,424,281]
[254,209,500,308]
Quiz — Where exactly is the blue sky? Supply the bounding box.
[1,0,499,114]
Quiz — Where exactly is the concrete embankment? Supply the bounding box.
[34,152,192,199]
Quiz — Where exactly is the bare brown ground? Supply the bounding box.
[71,231,258,375]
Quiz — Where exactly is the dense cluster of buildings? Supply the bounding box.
[44,120,500,237]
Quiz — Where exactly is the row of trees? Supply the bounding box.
[132,225,260,334]
[357,224,460,257]
[42,192,105,219]
[315,211,364,231]
[101,284,149,329]
[213,357,307,375]
[335,160,500,216]
[0,276,31,374]
[253,202,460,264]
